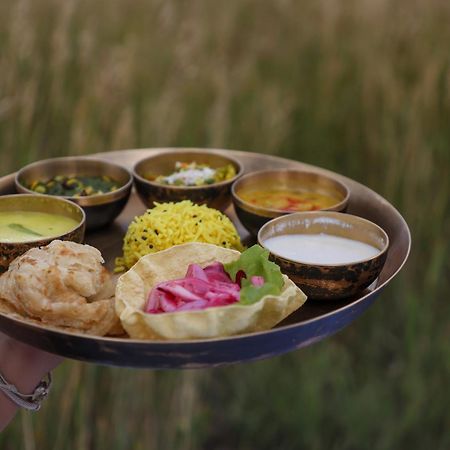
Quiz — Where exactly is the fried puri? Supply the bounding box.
[0,240,121,336]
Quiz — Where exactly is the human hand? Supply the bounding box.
[0,332,63,431]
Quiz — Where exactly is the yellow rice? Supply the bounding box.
[115,200,244,272]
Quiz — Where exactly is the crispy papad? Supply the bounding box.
[115,243,307,340]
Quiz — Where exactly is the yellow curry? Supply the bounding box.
[0,211,79,242]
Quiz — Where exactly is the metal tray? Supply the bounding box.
[0,148,411,368]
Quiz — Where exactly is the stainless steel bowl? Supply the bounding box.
[0,194,85,272]
[258,211,389,300]
[232,169,350,236]
[133,149,243,211]
[15,156,132,230]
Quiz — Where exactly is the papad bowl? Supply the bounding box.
[115,243,307,340]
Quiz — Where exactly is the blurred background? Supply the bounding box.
[0,0,449,448]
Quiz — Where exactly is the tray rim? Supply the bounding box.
[0,147,411,347]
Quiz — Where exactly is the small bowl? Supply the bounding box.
[232,169,350,235]
[258,211,389,300]
[0,194,85,272]
[15,156,132,230]
[133,150,243,211]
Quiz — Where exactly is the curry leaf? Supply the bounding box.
[8,223,43,237]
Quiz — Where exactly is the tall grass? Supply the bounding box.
[0,0,449,449]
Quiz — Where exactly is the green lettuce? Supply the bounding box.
[223,245,284,305]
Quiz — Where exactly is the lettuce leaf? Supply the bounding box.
[223,245,284,305]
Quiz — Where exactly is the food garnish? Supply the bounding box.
[146,161,236,186]
[145,245,283,313]
[223,245,284,305]
[28,175,119,197]
[8,223,43,237]
[114,200,243,272]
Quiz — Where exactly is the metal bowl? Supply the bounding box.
[232,169,350,235]
[0,194,85,272]
[258,211,389,300]
[15,156,132,230]
[133,149,243,211]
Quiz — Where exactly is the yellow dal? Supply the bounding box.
[0,211,79,242]
[239,189,340,212]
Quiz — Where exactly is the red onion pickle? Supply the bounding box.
[144,244,286,313]
[250,276,265,287]
[145,262,243,314]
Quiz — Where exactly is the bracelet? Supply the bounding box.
[0,371,52,411]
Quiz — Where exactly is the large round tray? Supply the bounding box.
[0,148,411,368]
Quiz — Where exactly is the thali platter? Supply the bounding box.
[0,148,411,368]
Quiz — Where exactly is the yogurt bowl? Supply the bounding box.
[258,211,389,299]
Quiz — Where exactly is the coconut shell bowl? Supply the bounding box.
[258,211,389,300]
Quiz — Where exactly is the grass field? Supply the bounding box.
[0,0,449,449]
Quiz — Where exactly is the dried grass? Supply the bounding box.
[0,0,449,449]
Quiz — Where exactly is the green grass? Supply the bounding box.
[0,0,449,448]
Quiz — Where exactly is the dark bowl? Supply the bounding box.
[15,156,132,230]
[232,169,350,236]
[0,194,85,272]
[133,150,243,211]
[258,211,389,300]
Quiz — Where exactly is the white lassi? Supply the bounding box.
[263,233,380,265]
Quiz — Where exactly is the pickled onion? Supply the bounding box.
[145,263,241,313]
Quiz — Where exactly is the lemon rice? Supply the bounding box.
[115,200,243,272]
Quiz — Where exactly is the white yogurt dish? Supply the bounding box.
[262,233,381,265]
